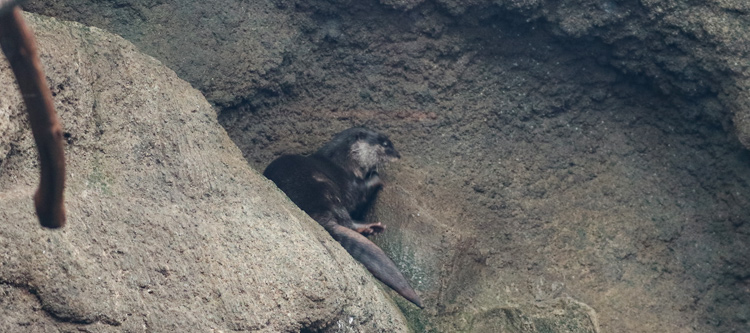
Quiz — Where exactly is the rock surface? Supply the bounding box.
[0,13,408,332]
[24,0,750,150]
[219,3,750,333]
[378,0,750,149]
[24,0,298,107]
[13,0,750,332]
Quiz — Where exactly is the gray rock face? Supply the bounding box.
[23,0,298,107]
[382,0,750,150]
[0,13,407,332]
[23,0,750,149]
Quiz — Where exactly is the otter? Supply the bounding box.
[263,127,423,308]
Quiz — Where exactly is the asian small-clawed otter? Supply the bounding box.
[263,127,423,308]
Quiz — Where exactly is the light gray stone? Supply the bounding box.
[0,13,408,332]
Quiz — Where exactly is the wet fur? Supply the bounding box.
[263,127,423,308]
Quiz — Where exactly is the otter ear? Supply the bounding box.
[355,131,368,140]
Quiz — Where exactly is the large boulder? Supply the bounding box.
[0,13,407,332]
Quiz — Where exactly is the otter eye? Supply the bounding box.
[381,141,390,147]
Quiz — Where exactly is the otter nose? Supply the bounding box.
[393,150,401,159]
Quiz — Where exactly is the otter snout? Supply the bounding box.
[389,149,401,162]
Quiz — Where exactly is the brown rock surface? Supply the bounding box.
[12,0,750,332]
[0,13,408,332]
[23,0,298,107]
[23,0,750,150]
[220,3,750,333]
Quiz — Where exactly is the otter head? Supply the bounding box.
[316,127,400,179]
[350,130,400,170]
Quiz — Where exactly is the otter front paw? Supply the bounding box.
[354,222,386,236]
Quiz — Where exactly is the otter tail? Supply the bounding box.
[327,224,424,308]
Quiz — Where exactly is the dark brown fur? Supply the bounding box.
[263,127,423,308]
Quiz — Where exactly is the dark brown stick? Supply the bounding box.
[0,6,66,228]
[0,0,23,16]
